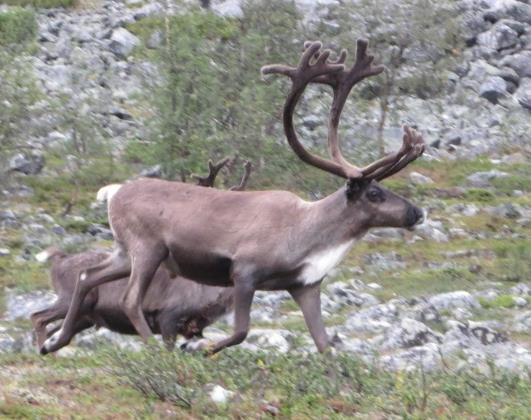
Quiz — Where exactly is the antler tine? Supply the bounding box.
[229,161,252,191]
[370,127,425,181]
[192,157,230,187]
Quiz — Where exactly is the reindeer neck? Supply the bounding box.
[298,186,367,253]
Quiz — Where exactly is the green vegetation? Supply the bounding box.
[0,0,75,8]
[479,295,516,309]
[2,348,527,418]
[0,7,36,49]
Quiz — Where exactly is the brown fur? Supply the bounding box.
[31,249,233,350]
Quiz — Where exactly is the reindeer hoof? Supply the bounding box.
[40,329,64,355]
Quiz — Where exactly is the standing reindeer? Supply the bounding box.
[42,39,425,355]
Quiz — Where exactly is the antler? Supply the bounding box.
[262,39,425,181]
[230,161,252,191]
[192,157,230,187]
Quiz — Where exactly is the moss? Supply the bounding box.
[479,295,515,309]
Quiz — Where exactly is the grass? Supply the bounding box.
[0,7,37,49]
[3,347,526,419]
[0,0,76,8]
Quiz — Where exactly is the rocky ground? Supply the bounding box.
[0,0,530,416]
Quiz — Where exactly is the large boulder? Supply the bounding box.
[9,153,45,175]
[108,28,140,58]
[501,51,531,78]
[428,291,480,311]
[515,78,531,110]
[477,23,518,50]
[479,76,507,103]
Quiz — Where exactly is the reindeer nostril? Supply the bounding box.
[406,206,424,227]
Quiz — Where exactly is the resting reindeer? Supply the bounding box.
[42,39,425,356]
[33,159,251,350]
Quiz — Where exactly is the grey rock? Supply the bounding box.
[487,203,521,219]
[108,28,140,58]
[510,283,530,296]
[0,248,10,257]
[380,342,441,372]
[414,219,449,243]
[4,290,57,321]
[139,164,162,178]
[515,78,531,110]
[9,153,45,175]
[87,224,113,240]
[364,251,406,271]
[244,329,295,353]
[212,0,243,18]
[501,51,531,78]
[325,282,379,308]
[133,3,163,20]
[409,171,434,185]
[345,303,399,333]
[0,210,16,223]
[466,170,509,187]
[379,318,443,351]
[147,30,163,49]
[477,23,518,51]
[428,291,480,311]
[479,76,507,103]
[75,328,143,351]
[511,311,531,333]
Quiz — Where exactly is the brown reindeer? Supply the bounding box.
[31,248,233,350]
[33,159,251,350]
[42,40,425,355]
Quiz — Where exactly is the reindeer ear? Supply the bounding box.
[346,179,368,199]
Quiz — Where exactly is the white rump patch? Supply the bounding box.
[35,250,50,263]
[298,240,354,286]
[96,184,123,203]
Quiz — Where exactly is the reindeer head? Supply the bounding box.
[262,40,425,232]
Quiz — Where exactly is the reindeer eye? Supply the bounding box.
[367,188,384,202]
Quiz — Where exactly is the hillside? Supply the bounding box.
[0,0,530,417]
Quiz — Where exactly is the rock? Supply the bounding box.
[4,290,57,321]
[511,311,531,333]
[414,219,449,242]
[9,153,45,175]
[75,328,143,351]
[325,282,379,308]
[487,203,521,219]
[477,23,518,51]
[409,171,434,185]
[207,384,234,404]
[380,342,441,372]
[87,224,113,240]
[448,203,479,216]
[428,291,480,311]
[139,164,162,178]
[513,296,527,307]
[364,252,405,271]
[212,0,243,18]
[0,248,9,256]
[147,30,163,49]
[302,114,321,130]
[466,170,509,187]
[501,51,531,78]
[515,78,531,110]
[510,283,530,296]
[245,329,295,353]
[345,303,399,333]
[108,28,140,58]
[379,318,443,350]
[443,320,507,348]
[479,76,507,103]
[133,3,163,20]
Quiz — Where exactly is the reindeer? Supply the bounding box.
[33,159,251,350]
[31,248,233,350]
[41,39,425,355]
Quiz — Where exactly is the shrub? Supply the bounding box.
[0,7,37,50]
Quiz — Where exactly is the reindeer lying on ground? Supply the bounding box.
[32,159,251,350]
[42,39,425,356]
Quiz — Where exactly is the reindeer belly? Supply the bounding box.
[165,249,233,286]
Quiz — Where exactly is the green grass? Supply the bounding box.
[479,295,516,309]
[0,7,37,49]
[99,345,531,418]
[0,0,76,8]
